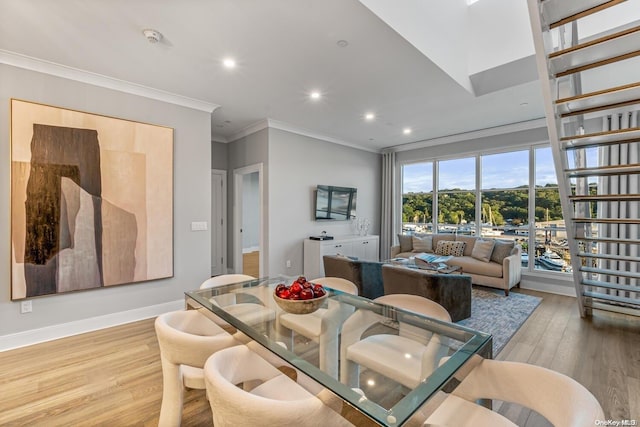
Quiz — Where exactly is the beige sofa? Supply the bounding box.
[391,234,522,296]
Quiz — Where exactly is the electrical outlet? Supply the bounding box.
[286,260,291,268]
[21,300,32,313]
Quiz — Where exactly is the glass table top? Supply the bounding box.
[185,276,491,426]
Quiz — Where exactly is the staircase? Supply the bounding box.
[528,0,640,317]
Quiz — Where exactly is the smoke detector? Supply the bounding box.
[142,29,162,44]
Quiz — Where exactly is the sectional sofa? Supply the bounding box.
[391,234,522,296]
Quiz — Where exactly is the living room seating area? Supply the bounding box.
[391,234,522,296]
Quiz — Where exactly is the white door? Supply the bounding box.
[211,170,227,276]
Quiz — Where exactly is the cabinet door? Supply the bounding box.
[364,238,379,261]
[356,239,378,261]
[322,241,353,257]
[350,237,379,261]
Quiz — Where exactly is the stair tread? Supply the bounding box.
[550,26,640,76]
[556,82,640,116]
[570,193,640,201]
[556,49,640,77]
[581,266,640,277]
[583,279,640,292]
[573,217,640,223]
[584,290,640,306]
[542,0,626,29]
[578,252,640,261]
[575,236,640,244]
[561,127,640,144]
[566,164,640,177]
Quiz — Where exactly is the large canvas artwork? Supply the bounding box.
[10,99,174,300]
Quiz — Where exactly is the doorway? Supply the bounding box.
[233,163,263,277]
[211,169,227,276]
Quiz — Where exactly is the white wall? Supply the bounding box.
[268,128,381,277]
[360,0,472,93]
[467,0,534,75]
[0,64,212,340]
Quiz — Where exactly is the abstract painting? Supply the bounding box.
[10,99,174,300]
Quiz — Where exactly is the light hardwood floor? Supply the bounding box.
[0,289,637,426]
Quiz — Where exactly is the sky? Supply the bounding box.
[402,148,562,193]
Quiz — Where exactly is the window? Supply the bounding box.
[481,151,529,240]
[402,162,433,234]
[399,145,570,275]
[438,158,475,234]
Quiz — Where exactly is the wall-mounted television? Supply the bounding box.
[315,185,357,221]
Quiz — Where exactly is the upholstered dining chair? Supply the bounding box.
[423,358,605,427]
[200,274,276,325]
[155,309,238,427]
[278,277,359,379]
[204,344,352,427]
[340,294,451,390]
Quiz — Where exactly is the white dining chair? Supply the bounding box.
[423,358,605,427]
[200,274,276,325]
[278,277,359,379]
[340,294,451,390]
[155,309,238,427]
[204,344,352,427]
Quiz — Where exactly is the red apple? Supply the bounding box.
[314,288,326,297]
[299,288,314,300]
[290,283,302,294]
[275,284,286,294]
[289,292,301,300]
[278,289,291,299]
[296,276,307,284]
[302,282,312,289]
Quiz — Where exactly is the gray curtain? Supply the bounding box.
[380,151,396,260]
[598,108,639,298]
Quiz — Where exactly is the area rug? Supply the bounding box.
[456,288,542,356]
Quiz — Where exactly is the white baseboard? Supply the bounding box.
[519,281,577,297]
[0,300,183,352]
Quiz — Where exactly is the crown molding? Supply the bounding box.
[225,117,379,153]
[0,50,220,113]
[227,119,270,142]
[267,119,380,153]
[386,118,548,152]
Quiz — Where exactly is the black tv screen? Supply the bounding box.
[315,185,357,221]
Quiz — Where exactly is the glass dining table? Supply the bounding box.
[185,276,492,426]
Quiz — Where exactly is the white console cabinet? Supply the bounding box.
[303,235,379,279]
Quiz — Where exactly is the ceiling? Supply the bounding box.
[0,0,545,151]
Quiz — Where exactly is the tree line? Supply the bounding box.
[402,184,568,226]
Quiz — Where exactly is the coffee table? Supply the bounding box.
[385,256,462,274]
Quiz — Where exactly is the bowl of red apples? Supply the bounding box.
[273,276,328,314]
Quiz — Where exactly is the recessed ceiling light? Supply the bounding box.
[365,113,375,121]
[520,102,529,107]
[223,58,236,69]
[403,128,412,135]
[310,91,321,100]
[336,40,349,48]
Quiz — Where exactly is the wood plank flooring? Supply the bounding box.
[0,289,637,426]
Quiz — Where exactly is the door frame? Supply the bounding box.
[211,169,227,276]
[233,163,264,277]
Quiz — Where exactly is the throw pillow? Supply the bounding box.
[490,240,515,264]
[412,235,433,253]
[398,234,413,253]
[435,240,465,257]
[471,239,495,262]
